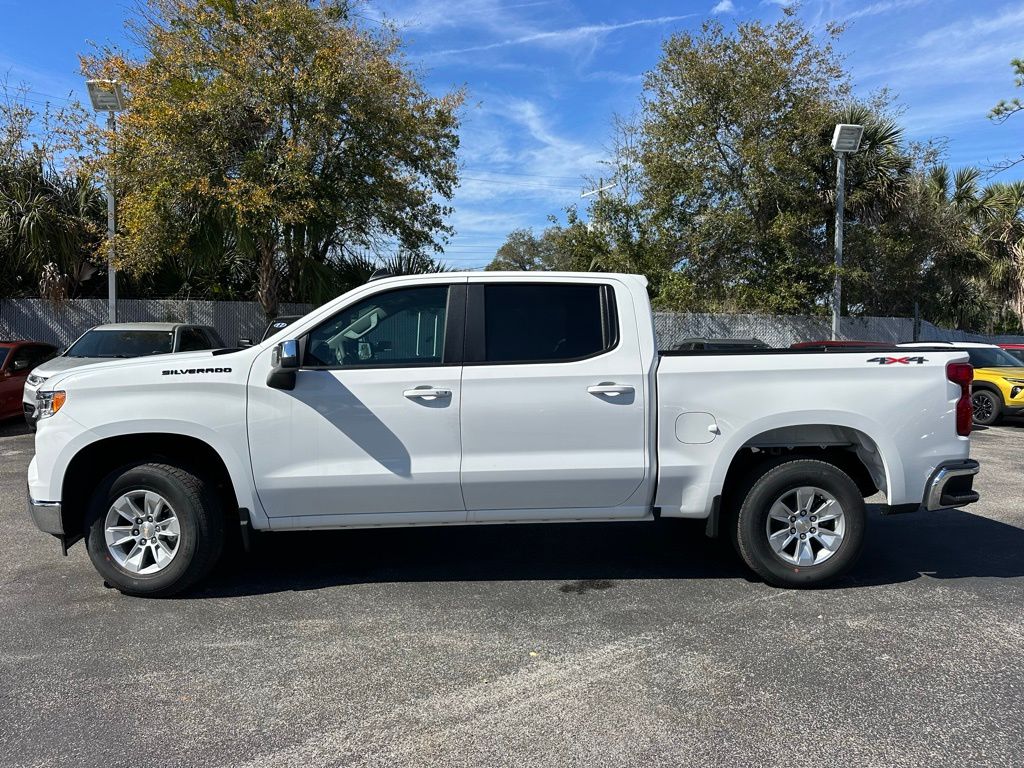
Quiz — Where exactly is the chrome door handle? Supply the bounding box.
[587,384,634,396]
[403,387,452,400]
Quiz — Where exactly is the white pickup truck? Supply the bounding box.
[27,272,980,596]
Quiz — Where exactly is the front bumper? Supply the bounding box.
[28,492,63,535]
[924,459,980,511]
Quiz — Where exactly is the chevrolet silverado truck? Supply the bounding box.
[27,272,980,596]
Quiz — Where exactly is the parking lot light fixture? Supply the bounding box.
[86,80,126,324]
[830,123,865,340]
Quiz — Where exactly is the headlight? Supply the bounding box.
[35,390,66,419]
[1004,377,1024,385]
[26,373,48,387]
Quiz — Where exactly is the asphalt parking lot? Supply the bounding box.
[2,420,1023,768]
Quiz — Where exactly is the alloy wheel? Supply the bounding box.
[103,490,181,574]
[764,486,846,567]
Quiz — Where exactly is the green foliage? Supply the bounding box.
[0,85,104,299]
[486,227,569,271]
[491,13,1024,332]
[81,0,464,315]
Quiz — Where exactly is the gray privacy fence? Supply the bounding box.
[2,297,1023,350]
[0,299,313,348]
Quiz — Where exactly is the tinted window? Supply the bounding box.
[1003,348,1024,364]
[204,327,225,347]
[66,330,175,358]
[14,345,55,368]
[262,316,299,341]
[306,286,448,367]
[177,327,211,352]
[966,348,1022,368]
[483,284,615,363]
[0,349,8,368]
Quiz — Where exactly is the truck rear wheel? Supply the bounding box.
[85,463,224,597]
[732,458,865,588]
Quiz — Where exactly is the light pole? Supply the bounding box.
[86,80,126,324]
[830,123,864,340]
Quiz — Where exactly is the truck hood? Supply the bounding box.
[30,355,120,381]
[45,349,244,389]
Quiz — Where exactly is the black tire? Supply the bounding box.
[85,463,224,597]
[732,458,866,588]
[972,389,1002,427]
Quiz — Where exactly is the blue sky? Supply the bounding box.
[2,0,1022,268]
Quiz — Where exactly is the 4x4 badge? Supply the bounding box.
[866,356,927,365]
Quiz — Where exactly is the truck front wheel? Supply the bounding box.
[85,463,225,597]
[732,459,866,588]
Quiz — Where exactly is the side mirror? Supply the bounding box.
[267,339,299,390]
[10,359,29,372]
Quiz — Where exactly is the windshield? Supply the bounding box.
[966,348,1023,368]
[1003,348,1024,364]
[65,329,175,358]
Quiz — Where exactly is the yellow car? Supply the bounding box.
[900,343,1024,426]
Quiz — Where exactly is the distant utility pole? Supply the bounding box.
[830,124,864,340]
[86,80,126,324]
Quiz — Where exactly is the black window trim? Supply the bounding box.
[297,283,465,370]
[464,281,620,366]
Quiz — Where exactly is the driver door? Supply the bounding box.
[247,281,467,524]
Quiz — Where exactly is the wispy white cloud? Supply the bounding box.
[712,0,736,13]
[844,0,928,21]
[914,5,1024,48]
[431,15,694,56]
[368,0,542,34]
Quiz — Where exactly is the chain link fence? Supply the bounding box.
[652,312,1024,349]
[3,298,1023,350]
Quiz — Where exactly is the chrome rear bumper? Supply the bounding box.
[924,459,980,511]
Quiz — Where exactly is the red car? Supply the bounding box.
[0,341,58,421]
[999,343,1024,365]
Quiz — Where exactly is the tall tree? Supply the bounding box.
[640,9,851,313]
[0,83,103,299]
[82,0,463,316]
[486,227,569,271]
[978,181,1024,330]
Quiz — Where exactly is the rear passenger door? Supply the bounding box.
[459,279,649,518]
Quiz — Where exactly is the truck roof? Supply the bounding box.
[364,270,649,287]
[89,322,202,332]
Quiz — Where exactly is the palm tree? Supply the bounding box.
[0,158,104,298]
[833,104,913,225]
[977,181,1024,330]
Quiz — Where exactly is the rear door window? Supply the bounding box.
[480,283,617,364]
